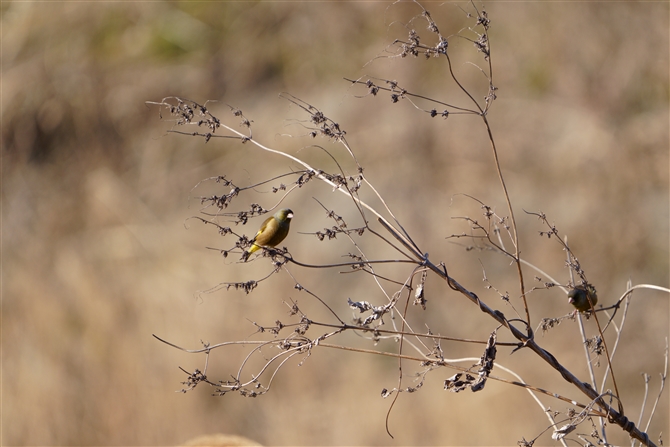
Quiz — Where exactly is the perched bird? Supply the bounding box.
[243,208,293,260]
[568,283,598,312]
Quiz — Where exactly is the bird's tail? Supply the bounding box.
[241,244,260,262]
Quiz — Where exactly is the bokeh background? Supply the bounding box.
[3,1,668,445]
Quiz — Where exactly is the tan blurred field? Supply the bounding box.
[2,2,668,446]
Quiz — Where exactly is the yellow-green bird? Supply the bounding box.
[568,283,598,312]
[244,208,293,259]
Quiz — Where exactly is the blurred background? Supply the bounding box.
[3,1,668,445]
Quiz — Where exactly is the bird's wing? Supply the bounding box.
[252,216,275,244]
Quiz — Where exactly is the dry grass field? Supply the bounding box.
[3,2,668,445]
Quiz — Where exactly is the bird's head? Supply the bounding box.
[275,208,294,222]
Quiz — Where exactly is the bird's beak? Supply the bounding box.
[287,212,294,219]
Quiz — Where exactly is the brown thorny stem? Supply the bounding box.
[442,45,530,326]
[201,116,653,446]
[442,31,650,442]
